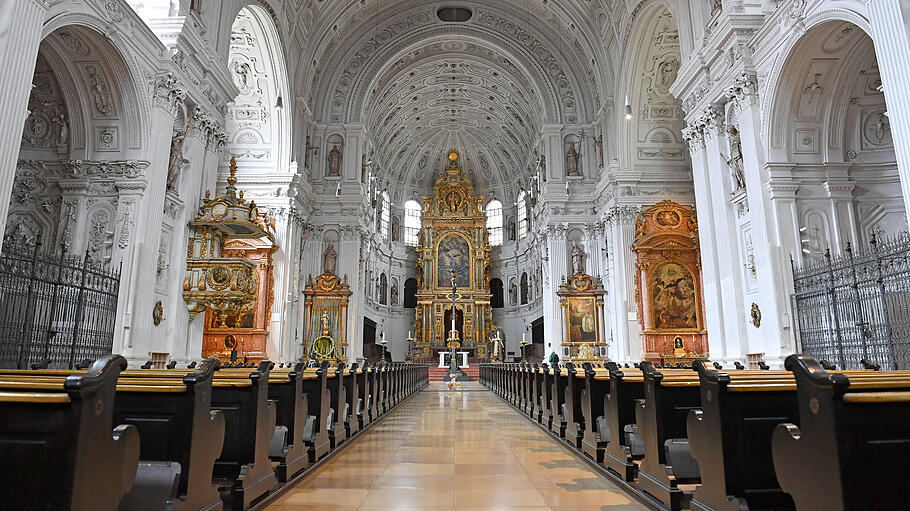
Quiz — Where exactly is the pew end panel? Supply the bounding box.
[772,354,910,511]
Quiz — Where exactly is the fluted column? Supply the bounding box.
[868,0,910,225]
[0,0,48,247]
[540,224,568,360]
[120,74,185,362]
[338,226,363,361]
[604,206,639,362]
[727,74,794,362]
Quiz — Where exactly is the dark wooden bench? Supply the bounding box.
[343,363,361,438]
[206,361,278,510]
[635,363,702,511]
[265,362,311,482]
[540,363,553,429]
[563,363,586,449]
[358,364,373,429]
[0,355,141,511]
[550,365,568,437]
[115,359,226,511]
[580,363,610,463]
[327,363,348,449]
[686,360,799,511]
[602,362,644,481]
[772,354,910,511]
[301,361,332,463]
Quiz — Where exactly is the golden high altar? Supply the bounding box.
[413,151,493,360]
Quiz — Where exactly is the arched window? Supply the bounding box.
[380,191,390,240]
[485,199,503,246]
[490,278,504,308]
[404,200,422,246]
[520,272,529,305]
[516,192,528,239]
[403,278,418,308]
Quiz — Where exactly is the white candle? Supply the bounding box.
[408,330,412,339]
[522,332,526,342]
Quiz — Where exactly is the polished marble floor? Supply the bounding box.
[265,382,647,510]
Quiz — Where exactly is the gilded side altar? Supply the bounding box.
[412,151,493,360]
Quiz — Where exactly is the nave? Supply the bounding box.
[266,382,645,511]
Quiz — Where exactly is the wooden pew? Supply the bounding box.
[368,363,381,422]
[686,360,798,511]
[772,354,910,511]
[602,362,644,481]
[523,363,534,416]
[343,363,361,438]
[266,362,311,482]
[327,363,348,448]
[532,364,544,423]
[550,365,567,437]
[563,363,586,449]
[527,363,539,421]
[539,364,553,429]
[301,361,332,463]
[115,359,226,511]
[635,362,702,511]
[207,361,278,510]
[359,364,373,429]
[0,355,140,511]
[580,362,610,463]
[377,363,389,414]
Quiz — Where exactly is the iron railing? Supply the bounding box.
[0,242,121,369]
[791,232,910,370]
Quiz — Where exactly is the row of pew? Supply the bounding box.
[0,356,428,510]
[480,355,910,511]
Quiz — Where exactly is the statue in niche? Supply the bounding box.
[508,219,516,241]
[509,280,518,305]
[390,282,399,306]
[391,217,400,242]
[304,135,316,169]
[537,153,547,181]
[566,143,580,176]
[51,114,69,148]
[166,131,189,191]
[571,241,586,275]
[323,240,337,274]
[593,135,604,168]
[725,125,746,191]
[327,145,342,177]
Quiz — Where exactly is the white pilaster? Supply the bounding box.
[0,0,48,244]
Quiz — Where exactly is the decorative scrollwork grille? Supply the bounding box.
[791,232,910,370]
[0,242,120,369]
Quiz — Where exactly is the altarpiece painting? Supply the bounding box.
[632,201,707,364]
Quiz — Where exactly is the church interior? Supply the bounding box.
[2,0,910,509]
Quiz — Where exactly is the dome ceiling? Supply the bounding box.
[304,1,609,194]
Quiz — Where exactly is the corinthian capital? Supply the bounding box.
[724,72,759,112]
[699,105,726,142]
[153,73,187,115]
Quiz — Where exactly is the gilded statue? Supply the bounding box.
[309,310,338,360]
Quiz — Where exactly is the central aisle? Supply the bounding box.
[265,382,647,510]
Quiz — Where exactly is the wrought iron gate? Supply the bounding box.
[0,243,121,369]
[791,233,910,370]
